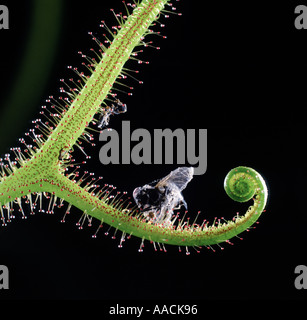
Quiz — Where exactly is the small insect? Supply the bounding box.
[133,167,194,225]
[98,98,127,129]
[58,147,70,161]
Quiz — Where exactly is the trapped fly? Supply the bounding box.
[133,167,194,225]
[98,98,127,129]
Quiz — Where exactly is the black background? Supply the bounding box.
[0,0,306,305]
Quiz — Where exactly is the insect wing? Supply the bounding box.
[156,167,194,191]
[113,102,127,114]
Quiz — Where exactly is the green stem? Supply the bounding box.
[0,0,268,248]
[48,166,267,246]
